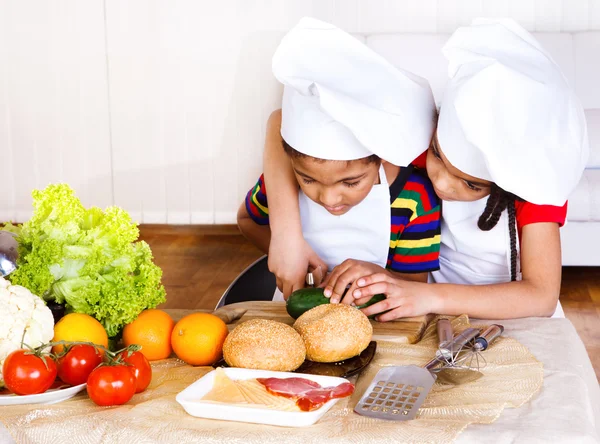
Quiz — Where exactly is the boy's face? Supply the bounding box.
[426,131,492,202]
[291,156,380,216]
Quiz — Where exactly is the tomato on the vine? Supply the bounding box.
[118,350,152,393]
[57,344,103,386]
[86,365,136,406]
[3,350,57,395]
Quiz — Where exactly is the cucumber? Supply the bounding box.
[286,287,386,319]
[286,288,330,319]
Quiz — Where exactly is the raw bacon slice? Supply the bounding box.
[256,377,355,412]
[256,377,321,395]
[296,384,355,411]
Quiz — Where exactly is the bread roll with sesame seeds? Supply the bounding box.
[223,319,306,371]
[293,303,372,363]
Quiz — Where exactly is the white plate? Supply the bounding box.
[0,383,87,406]
[176,368,350,427]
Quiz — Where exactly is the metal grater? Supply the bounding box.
[354,327,481,421]
[354,366,435,420]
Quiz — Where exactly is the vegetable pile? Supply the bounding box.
[2,340,152,406]
[2,184,166,337]
[0,276,55,388]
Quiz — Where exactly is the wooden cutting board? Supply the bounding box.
[167,301,431,344]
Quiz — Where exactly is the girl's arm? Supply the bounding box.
[352,222,562,320]
[262,110,328,297]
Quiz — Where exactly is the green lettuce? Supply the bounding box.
[2,184,166,337]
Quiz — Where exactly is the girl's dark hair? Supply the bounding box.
[282,138,380,165]
[477,184,523,282]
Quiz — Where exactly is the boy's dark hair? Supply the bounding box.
[477,184,524,281]
[282,138,380,165]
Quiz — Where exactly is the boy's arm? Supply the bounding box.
[391,271,428,283]
[236,202,271,255]
[237,175,271,254]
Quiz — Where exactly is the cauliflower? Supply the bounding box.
[0,276,55,388]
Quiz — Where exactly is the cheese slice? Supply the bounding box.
[236,379,299,411]
[201,368,246,404]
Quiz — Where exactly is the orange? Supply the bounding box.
[52,313,109,354]
[171,313,229,366]
[123,309,175,361]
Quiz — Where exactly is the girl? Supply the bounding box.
[263,18,589,320]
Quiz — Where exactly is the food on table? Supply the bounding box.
[1,183,166,338]
[200,369,355,412]
[257,377,355,411]
[286,287,386,319]
[86,364,137,406]
[201,368,299,411]
[202,368,246,403]
[0,276,54,388]
[2,349,58,395]
[57,344,103,386]
[172,313,229,366]
[52,313,109,354]
[293,304,372,363]
[123,309,175,361]
[223,319,306,372]
[118,350,152,393]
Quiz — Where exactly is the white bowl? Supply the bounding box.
[176,367,350,427]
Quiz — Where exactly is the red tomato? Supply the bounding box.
[86,365,136,406]
[118,351,152,393]
[57,345,103,386]
[2,350,57,395]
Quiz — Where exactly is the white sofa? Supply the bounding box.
[358,31,600,266]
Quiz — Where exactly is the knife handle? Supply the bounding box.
[305,272,315,287]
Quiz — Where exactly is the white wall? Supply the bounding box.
[2,0,600,224]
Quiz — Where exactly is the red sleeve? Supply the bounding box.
[410,151,428,169]
[515,200,567,232]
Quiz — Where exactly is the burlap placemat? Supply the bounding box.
[0,315,543,443]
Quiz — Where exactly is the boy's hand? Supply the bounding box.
[351,273,441,320]
[322,259,388,304]
[268,234,327,300]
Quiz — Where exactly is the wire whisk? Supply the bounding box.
[436,324,505,372]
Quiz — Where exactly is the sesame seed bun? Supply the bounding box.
[293,303,373,363]
[223,319,306,371]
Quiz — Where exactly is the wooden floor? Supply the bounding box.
[140,225,600,380]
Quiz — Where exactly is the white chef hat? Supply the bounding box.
[437,18,589,206]
[272,17,436,165]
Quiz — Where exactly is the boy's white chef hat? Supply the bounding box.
[437,18,589,206]
[272,17,436,166]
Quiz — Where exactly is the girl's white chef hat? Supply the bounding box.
[272,17,436,165]
[437,18,589,206]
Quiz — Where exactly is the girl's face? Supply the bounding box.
[291,156,380,215]
[426,131,492,202]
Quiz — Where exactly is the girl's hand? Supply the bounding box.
[268,233,328,300]
[322,259,389,304]
[351,273,441,321]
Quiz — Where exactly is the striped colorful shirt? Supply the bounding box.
[245,166,441,273]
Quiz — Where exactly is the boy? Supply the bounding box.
[237,18,441,298]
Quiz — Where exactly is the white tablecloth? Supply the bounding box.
[2,317,598,443]
[457,317,600,443]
